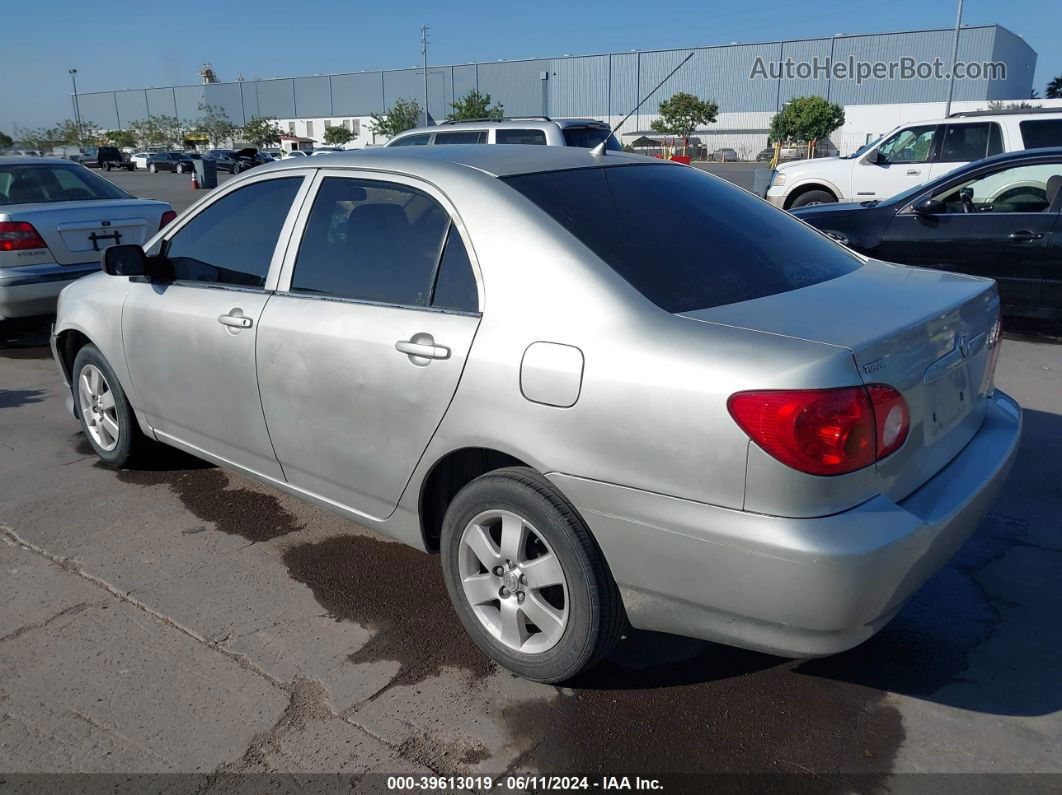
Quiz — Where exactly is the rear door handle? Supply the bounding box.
[218,313,253,329]
[396,335,450,363]
[1008,230,1043,242]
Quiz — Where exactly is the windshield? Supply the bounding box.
[504,164,861,313]
[562,126,622,151]
[0,164,133,205]
[844,136,884,159]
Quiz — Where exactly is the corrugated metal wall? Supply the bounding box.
[73,25,1034,129]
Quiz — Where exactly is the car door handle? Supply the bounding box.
[906,169,921,176]
[396,338,450,360]
[217,313,253,329]
[1008,230,1043,242]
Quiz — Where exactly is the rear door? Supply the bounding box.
[122,171,312,477]
[877,159,1062,310]
[256,171,482,519]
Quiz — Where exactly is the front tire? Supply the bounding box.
[788,189,837,209]
[440,467,624,683]
[72,345,151,468]
[175,163,185,174]
[148,163,157,174]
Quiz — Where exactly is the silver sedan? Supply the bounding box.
[50,146,1021,682]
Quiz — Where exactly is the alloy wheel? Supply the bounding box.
[78,364,120,452]
[458,509,569,654]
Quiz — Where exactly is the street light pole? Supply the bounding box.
[943,0,964,118]
[421,26,430,127]
[68,68,83,145]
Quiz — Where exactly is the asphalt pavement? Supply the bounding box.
[0,163,1060,789]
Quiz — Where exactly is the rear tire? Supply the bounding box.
[148,163,157,174]
[72,344,153,468]
[788,189,837,209]
[440,467,624,683]
[175,163,185,174]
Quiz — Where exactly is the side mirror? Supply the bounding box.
[913,197,945,215]
[102,244,149,276]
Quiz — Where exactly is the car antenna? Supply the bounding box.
[591,51,695,157]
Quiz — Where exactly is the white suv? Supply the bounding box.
[766,109,1062,209]
[386,117,621,151]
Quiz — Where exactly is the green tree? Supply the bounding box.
[106,129,137,148]
[1046,75,1062,99]
[192,103,237,147]
[323,125,356,146]
[14,125,65,152]
[127,115,183,148]
[447,89,503,121]
[0,131,12,149]
[649,92,719,154]
[369,98,421,139]
[769,96,845,159]
[243,115,282,148]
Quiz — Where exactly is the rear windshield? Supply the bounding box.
[1019,119,1062,150]
[0,164,132,205]
[562,126,622,151]
[503,164,861,313]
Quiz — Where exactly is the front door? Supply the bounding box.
[877,161,1062,310]
[256,174,482,519]
[852,125,939,202]
[123,174,308,478]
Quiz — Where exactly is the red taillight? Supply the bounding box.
[728,384,909,476]
[0,221,47,252]
[159,210,177,230]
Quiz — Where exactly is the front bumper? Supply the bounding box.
[0,263,97,320]
[549,390,1021,657]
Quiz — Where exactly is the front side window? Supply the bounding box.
[0,164,132,205]
[433,131,486,145]
[929,162,1062,214]
[1020,119,1062,150]
[496,129,547,145]
[390,134,431,147]
[875,126,936,164]
[291,177,450,306]
[938,123,1003,162]
[162,177,302,287]
[504,164,861,313]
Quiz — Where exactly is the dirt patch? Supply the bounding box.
[282,535,494,696]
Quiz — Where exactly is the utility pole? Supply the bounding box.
[943,0,964,118]
[421,25,430,127]
[68,68,83,145]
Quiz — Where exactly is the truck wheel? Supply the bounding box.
[103,163,111,171]
[789,189,837,209]
[440,467,625,683]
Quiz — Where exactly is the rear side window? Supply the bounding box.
[292,177,450,306]
[939,123,1003,162]
[164,177,302,287]
[562,127,621,151]
[390,134,431,147]
[433,130,486,145]
[504,165,861,313]
[1020,119,1062,149]
[431,226,478,312]
[496,129,547,145]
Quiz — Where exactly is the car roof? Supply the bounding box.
[250,144,661,179]
[0,156,88,166]
[902,110,1062,126]
[395,118,609,136]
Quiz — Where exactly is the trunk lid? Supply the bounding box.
[1,199,169,265]
[681,260,1001,502]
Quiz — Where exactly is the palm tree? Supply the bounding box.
[1047,75,1062,100]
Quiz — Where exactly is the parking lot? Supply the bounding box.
[2,166,1061,788]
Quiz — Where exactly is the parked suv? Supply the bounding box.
[386,117,621,151]
[766,108,1062,209]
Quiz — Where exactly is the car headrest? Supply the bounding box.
[1046,174,1062,208]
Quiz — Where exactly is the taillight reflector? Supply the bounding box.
[159,210,177,230]
[728,384,909,477]
[0,221,47,252]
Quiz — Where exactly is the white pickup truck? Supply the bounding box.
[765,109,1062,209]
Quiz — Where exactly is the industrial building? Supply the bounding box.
[72,24,1040,155]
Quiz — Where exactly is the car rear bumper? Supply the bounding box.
[0,263,97,320]
[548,389,1021,657]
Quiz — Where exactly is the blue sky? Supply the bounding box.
[1,0,1058,133]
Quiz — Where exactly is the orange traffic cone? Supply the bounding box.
[191,171,199,190]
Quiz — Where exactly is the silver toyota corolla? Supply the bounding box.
[50,146,1021,682]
